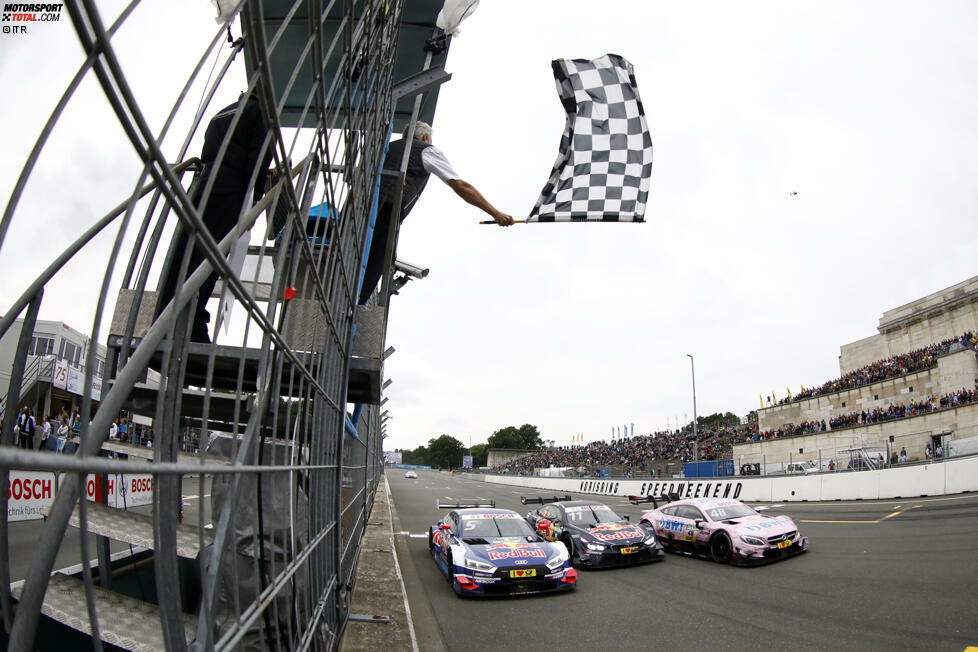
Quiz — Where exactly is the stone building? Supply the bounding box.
[737,277,978,471]
[840,275,978,374]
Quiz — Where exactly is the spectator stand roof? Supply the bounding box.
[250,0,452,132]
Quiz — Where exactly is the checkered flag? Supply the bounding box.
[529,54,652,223]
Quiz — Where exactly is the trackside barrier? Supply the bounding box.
[474,455,978,501]
[7,471,157,522]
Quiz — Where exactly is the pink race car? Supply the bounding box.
[633,496,808,566]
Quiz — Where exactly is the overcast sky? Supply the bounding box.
[2,1,977,452]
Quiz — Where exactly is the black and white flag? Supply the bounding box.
[529,54,652,223]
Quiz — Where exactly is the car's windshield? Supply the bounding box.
[563,505,621,526]
[705,504,758,521]
[460,514,535,538]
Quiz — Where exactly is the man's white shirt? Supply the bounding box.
[421,145,459,183]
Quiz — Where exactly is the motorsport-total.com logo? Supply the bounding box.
[2,2,63,35]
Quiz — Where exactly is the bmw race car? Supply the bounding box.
[522,495,664,568]
[428,501,577,596]
[631,494,808,566]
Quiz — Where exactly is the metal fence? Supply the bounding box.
[0,0,406,648]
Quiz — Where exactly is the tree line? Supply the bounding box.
[394,424,543,469]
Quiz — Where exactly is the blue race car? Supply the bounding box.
[428,503,577,597]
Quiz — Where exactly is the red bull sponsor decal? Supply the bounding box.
[486,542,547,561]
[589,524,644,542]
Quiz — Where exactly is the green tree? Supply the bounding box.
[470,443,488,467]
[399,445,429,466]
[426,434,466,469]
[696,412,740,429]
[487,424,543,450]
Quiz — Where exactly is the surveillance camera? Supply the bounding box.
[394,259,429,279]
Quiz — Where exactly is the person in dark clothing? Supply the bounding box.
[157,92,275,343]
[358,121,513,305]
[16,407,35,449]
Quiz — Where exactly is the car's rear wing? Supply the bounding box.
[437,499,496,509]
[628,492,680,507]
[520,495,573,505]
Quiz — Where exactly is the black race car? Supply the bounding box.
[522,495,664,568]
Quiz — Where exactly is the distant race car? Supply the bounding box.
[404,471,418,479]
[522,495,664,568]
[428,502,576,596]
[632,495,808,566]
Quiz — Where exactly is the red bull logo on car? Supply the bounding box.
[486,542,547,561]
[589,524,644,541]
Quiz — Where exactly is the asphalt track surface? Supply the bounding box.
[388,470,978,652]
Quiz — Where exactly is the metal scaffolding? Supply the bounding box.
[0,0,446,648]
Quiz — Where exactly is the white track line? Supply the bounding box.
[767,494,977,508]
[385,476,418,652]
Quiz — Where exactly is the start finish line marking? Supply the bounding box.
[396,531,428,539]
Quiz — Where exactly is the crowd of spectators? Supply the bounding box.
[746,385,978,442]
[494,331,978,476]
[493,424,749,476]
[772,331,978,406]
[828,387,978,431]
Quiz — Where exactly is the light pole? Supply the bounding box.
[687,354,698,464]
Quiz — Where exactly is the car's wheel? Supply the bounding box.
[710,532,732,564]
[561,535,576,567]
[446,552,456,585]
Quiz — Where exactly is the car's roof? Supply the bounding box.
[556,500,609,509]
[664,497,745,510]
[454,508,521,517]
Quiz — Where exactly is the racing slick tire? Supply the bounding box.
[446,551,462,596]
[561,534,576,567]
[710,531,733,564]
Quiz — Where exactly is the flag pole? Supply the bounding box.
[480,219,528,224]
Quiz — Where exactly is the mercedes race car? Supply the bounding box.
[428,502,577,597]
[522,495,664,568]
[632,495,808,566]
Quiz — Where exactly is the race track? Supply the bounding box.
[387,470,978,652]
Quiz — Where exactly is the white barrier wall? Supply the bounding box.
[7,471,55,522]
[478,455,978,502]
[7,472,155,522]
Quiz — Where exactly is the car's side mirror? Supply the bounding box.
[694,520,705,529]
[622,515,630,522]
[439,523,452,531]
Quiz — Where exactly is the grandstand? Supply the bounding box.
[491,423,751,478]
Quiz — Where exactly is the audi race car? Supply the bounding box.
[633,495,808,566]
[522,495,664,568]
[428,502,576,597]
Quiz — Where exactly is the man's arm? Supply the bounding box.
[446,179,514,226]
